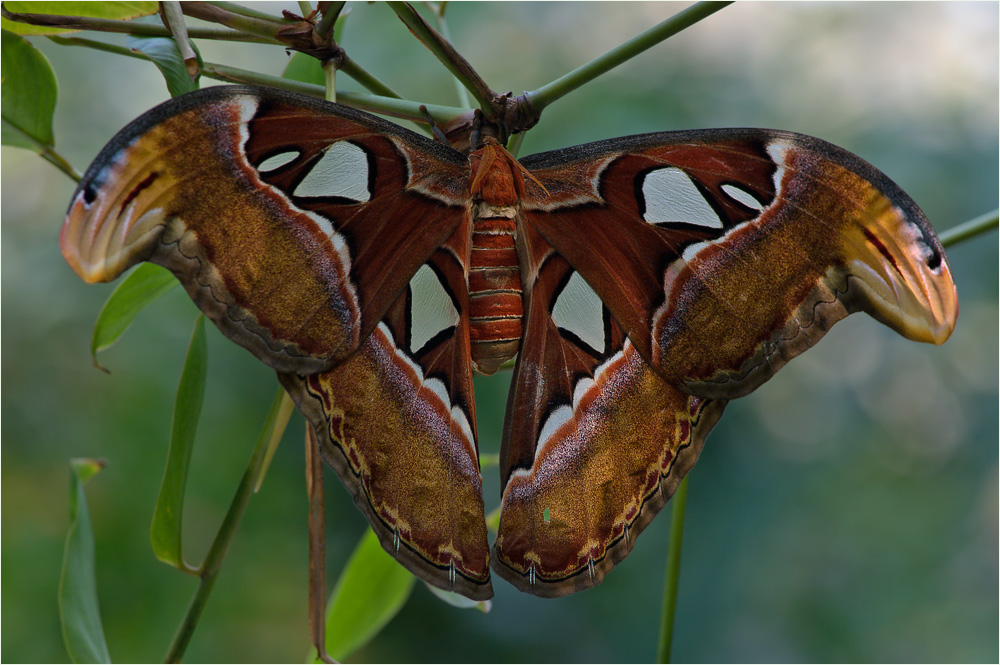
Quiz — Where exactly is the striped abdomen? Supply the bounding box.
[469,210,522,375]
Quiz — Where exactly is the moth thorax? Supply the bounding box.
[469,141,527,207]
[469,213,523,375]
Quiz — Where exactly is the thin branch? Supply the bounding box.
[163,389,289,663]
[306,424,335,664]
[431,2,471,108]
[315,1,345,40]
[939,209,998,248]
[1,6,273,41]
[387,2,498,113]
[203,62,464,123]
[527,2,733,112]
[340,54,403,99]
[205,1,286,22]
[47,35,144,58]
[324,60,337,103]
[180,2,287,41]
[656,476,690,664]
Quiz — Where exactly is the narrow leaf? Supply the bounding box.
[150,316,208,570]
[1,29,57,149]
[126,31,200,97]
[59,458,111,664]
[311,528,415,662]
[2,1,158,35]
[90,263,178,369]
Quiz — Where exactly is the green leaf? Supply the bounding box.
[1,29,57,149]
[90,263,178,369]
[126,32,200,97]
[2,1,158,35]
[150,316,207,571]
[282,51,325,87]
[312,528,415,662]
[59,458,111,664]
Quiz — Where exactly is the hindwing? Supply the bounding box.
[493,221,727,596]
[279,220,493,599]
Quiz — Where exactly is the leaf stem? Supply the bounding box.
[527,2,733,112]
[3,120,83,181]
[656,475,690,664]
[48,35,144,59]
[40,146,83,182]
[939,209,998,248]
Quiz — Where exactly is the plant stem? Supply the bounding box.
[180,2,287,41]
[315,2,345,39]
[305,424,334,663]
[162,389,288,663]
[325,61,337,103]
[2,6,272,41]
[432,2,471,108]
[203,62,464,122]
[206,1,286,22]
[657,475,690,664]
[387,2,497,113]
[339,55,403,99]
[528,2,732,112]
[939,209,998,248]
[48,35,143,57]
[161,1,200,78]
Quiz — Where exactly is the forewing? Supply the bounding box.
[61,85,471,374]
[519,129,958,398]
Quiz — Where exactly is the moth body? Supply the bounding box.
[467,141,532,375]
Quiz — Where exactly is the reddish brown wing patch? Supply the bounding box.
[519,130,957,399]
[62,86,472,374]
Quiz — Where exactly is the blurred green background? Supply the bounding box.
[2,2,997,662]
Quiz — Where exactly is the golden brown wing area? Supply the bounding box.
[279,319,492,600]
[519,130,958,400]
[650,138,959,398]
[61,86,470,374]
[494,341,725,597]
